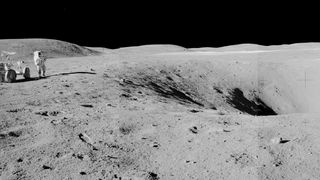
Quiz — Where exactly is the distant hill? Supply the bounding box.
[115,44,186,54]
[0,39,100,61]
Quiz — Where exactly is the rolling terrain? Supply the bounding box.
[1,39,320,179]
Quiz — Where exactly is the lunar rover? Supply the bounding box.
[0,62,31,83]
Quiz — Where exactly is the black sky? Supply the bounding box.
[0,2,319,48]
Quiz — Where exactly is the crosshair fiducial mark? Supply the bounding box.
[258,76,268,87]
[297,71,312,89]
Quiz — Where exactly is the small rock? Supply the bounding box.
[147,172,159,180]
[79,133,94,145]
[152,142,160,148]
[49,111,60,116]
[271,137,291,144]
[79,133,97,150]
[189,126,198,134]
[279,138,290,144]
[271,137,281,144]
[189,109,200,113]
[35,111,49,116]
[8,131,21,137]
[51,119,61,125]
[81,104,93,108]
[42,165,52,170]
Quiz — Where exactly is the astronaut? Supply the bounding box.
[33,51,46,78]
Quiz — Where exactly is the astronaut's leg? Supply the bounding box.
[37,65,41,78]
[42,65,46,77]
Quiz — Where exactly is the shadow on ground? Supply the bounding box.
[12,71,96,83]
[48,71,96,77]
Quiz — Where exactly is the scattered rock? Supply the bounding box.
[49,111,60,116]
[189,109,201,113]
[51,119,61,125]
[0,133,6,139]
[189,126,198,134]
[152,142,160,148]
[76,154,84,160]
[35,111,49,116]
[270,137,281,144]
[42,165,53,170]
[79,133,94,144]
[147,172,159,180]
[107,103,115,107]
[271,137,290,144]
[36,110,60,117]
[6,108,24,113]
[279,139,290,144]
[8,131,22,137]
[120,93,131,98]
[79,133,97,150]
[56,152,62,158]
[81,104,93,108]
[17,158,23,163]
[273,157,284,167]
[214,87,223,94]
[107,155,118,159]
[166,76,173,81]
[217,110,226,115]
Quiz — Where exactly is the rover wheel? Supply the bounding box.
[5,69,16,83]
[23,67,31,79]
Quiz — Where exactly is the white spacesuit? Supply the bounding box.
[33,51,46,78]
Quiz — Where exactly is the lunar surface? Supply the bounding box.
[1,39,320,180]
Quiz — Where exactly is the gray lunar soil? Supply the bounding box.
[1,39,320,180]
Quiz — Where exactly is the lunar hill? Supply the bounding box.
[0,39,99,60]
[1,39,320,179]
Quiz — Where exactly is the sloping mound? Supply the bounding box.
[0,39,100,61]
[115,44,186,54]
[188,44,266,52]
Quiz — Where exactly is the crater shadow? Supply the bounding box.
[226,88,277,116]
